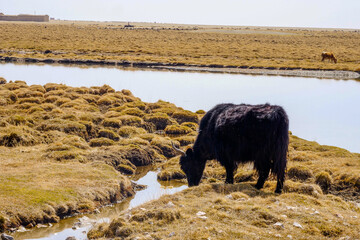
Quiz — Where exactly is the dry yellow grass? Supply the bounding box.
[0,21,360,71]
[89,183,360,239]
[0,79,198,231]
[0,145,132,227]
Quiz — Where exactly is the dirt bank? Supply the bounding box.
[154,65,360,80]
[1,56,359,80]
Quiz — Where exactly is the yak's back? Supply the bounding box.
[215,103,287,128]
[212,103,289,160]
[198,103,235,132]
[198,103,288,142]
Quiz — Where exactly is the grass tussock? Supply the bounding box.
[0,77,7,84]
[144,112,173,130]
[7,115,29,126]
[315,171,333,193]
[173,135,196,146]
[158,156,186,181]
[18,97,42,104]
[118,126,147,138]
[150,136,178,158]
[118,107,145,117]
[16,89,44,99]
[102,117,121,128]
[172,110,199,124]
[117,115,144,127]
[283,180,323,197]
[89,137,115,147]
[98,128,120,141]
[121,145,155,166]
[0,125,44,147]
[0,80,193,232]
[287,166,314,181]
[37,119,87,138]
[44,136,90,162]
[164,124,193,135]
[181,122,199,131]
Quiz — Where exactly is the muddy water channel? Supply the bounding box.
[13,166,187,240]
[1,62,360,153]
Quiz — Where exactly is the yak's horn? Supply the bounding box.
[171,142,186,156]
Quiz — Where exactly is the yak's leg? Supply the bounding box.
[255,162,270,190]
[275,171,285,194]
[215,144,236,184]
[224,158,237,184]
[224,161,237,184]
[225,165,234,184]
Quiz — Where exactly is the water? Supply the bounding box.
[13,167,187,240]
[2,62,360,239]
[1,62,359,153]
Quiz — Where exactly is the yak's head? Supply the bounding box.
[172,143,205,187]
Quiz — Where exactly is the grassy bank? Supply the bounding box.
[0,78,202,231]
[89,183,360,239]
[0,21,360,72]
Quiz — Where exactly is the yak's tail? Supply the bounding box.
[272,107,289,192]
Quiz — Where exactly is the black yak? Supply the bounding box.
[173,103,289,193]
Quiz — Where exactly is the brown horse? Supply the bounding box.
[321,52,337,63]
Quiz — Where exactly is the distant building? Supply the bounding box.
[0,13,49,22]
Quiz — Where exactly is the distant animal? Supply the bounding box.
[321,52,337,63]
[173,103,289,193]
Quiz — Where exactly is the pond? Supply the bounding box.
[1,62,359,153]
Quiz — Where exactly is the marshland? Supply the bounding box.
[0,19,360,240]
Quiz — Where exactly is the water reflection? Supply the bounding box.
[13,168,187,240]
[129,170,187,209]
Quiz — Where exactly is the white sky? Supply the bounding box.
[1,0,359,29]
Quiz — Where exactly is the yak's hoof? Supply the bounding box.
[275,188,282,194]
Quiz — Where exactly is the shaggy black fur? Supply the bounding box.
[179,103,289,193]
